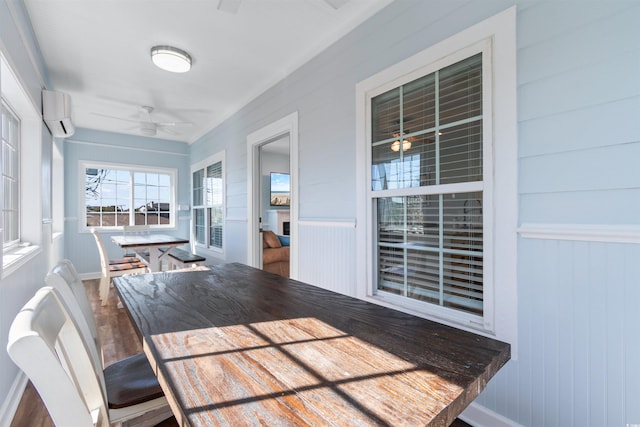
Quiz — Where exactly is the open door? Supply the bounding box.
[247,112,298,278]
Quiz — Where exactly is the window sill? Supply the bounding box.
[2,244,42,278]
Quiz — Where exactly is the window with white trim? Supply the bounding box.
[1,54,43,274]
[82,162,176,229]
[1,100,20,248]
[356,8,517,348]
[191,152,224,253]
[372,46,488,321]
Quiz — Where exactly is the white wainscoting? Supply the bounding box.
[297,219,357,296]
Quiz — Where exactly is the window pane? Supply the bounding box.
[403,74,436,133]
[2,102,20,245]
[134,212,147,225]
[193,169,204,206]
[377,193,440,301]
[209,207,223,249]
[439,53,482,125]
[101,213,116,227]
[194,208,205,244]
[206,162,223,206]
[4,210,18,242]
[372,147,433,190]
[440,122,482,184]
[371,88,400,143]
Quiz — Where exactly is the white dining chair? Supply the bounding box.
[91,228,147,305]
[7,286,170,427]
[45,260,103,368]
[45,260,148,365]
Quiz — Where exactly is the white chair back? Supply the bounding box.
[45,259,103,367]
[91,228,147,305]
[7,287,110,427]
[91,228,110,279]
[122,224,150,236]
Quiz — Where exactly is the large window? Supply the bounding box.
[372,53,485,317]
[192,152,224,253]
[1,101,20,247]
[82,162,176,229]
[356,8,517,347]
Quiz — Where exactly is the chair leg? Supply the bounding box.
[99,276,110,306]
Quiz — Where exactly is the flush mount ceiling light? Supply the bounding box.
[150,45,192,73]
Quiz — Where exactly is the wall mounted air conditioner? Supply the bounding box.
[42,90,75,137]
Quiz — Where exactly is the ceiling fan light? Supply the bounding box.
[140,121,157,136]
[391,139,411,152]
[151,46,192,73]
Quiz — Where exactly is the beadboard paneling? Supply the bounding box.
[296,220,356,296]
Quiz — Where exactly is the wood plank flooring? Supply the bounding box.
[8,278,473,427]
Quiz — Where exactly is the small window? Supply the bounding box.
[192,152,225,253]
[1,101,20,248]
[82,162,176,229]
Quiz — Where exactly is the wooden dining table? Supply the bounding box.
[110,233,190,272]
[113,262,510,427]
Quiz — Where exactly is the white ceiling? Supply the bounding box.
[23,0,392,143]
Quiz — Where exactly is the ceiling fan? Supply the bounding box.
[93,105,193,137]
[216,0,349,14]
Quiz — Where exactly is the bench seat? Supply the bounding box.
[163,248,206,270]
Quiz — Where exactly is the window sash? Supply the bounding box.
[370,51,486,319]
[2,100,20,247]
[83,164,175,229]
[192,157,224,252]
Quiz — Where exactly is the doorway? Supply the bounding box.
[246,112,298,278]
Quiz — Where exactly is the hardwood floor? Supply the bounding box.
[8,278,473,427]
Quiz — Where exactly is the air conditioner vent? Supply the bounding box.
[42,90,75,137]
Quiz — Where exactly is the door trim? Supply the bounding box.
[246,112,299,278]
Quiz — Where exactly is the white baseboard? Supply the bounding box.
[460,402,523,427]
[0,372,28,427]
[78,271,101,281]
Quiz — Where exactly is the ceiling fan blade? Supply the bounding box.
[156,121,194,127]
[158,126,180,135]
[91,112,140,124]
[322,0,349,10]
[218,0,241,14]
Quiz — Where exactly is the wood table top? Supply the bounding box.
[114,262,510,427]
[111,234,189,248]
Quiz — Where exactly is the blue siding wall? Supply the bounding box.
[518,1,640,225]
[478,2,640,426]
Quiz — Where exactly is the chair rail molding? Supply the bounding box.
[518,223,640,244]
